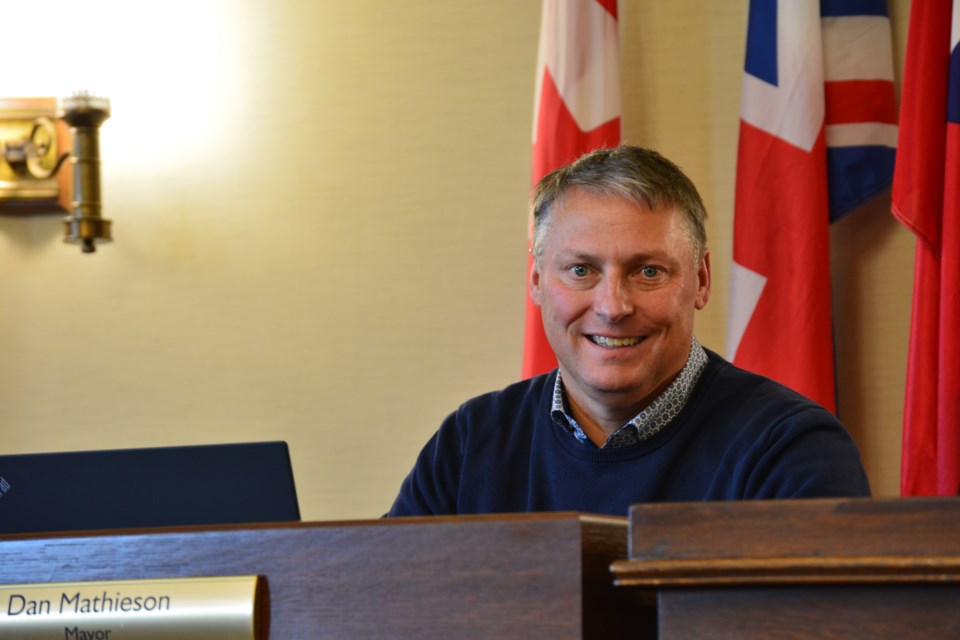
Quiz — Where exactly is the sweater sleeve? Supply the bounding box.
[386,409,464,516]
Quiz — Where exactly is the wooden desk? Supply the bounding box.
[611,498,960,639]
[1,512,644,639]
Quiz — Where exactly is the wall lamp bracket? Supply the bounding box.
[0,94,112,253]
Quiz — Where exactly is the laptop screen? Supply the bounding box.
[0,441,300,535]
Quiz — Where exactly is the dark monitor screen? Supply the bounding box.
[0,441,300,535]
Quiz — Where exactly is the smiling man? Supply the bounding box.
[388,146,870,517]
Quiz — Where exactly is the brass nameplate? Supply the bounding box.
[0,576,261,639]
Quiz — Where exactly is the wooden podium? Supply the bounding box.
[0,512,647,639]
[612,498,960,639]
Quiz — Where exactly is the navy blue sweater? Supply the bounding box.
[388,351,871,517]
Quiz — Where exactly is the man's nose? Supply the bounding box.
[593,276,634,322]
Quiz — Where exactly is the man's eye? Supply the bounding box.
[570,265,590,277]
[640,266,660,278]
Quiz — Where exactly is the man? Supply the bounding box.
[388,146,870,517]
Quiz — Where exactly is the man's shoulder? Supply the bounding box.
[438,371,558,453]
[698,348,835,419]
[458,370,557,414]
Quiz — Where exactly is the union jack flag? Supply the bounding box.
[728,0,897,412]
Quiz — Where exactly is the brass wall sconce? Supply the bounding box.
[0,93,112,253]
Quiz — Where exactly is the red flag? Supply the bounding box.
[523,0,621,378]
[892,1,960,496]
[729,1,897,412]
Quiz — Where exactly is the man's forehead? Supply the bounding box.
[553,187,678,218]
[544,193,697,259]
[551,193,683,231]
[545,228,692,262]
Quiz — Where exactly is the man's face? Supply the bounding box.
[530,186,710,414]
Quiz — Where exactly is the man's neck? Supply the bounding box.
[564,390,651,447]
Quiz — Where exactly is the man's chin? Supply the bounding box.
[577,374,650,399]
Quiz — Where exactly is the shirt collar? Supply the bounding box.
[550,336,708,448]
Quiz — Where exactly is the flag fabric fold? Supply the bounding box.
[523,0,621,379]
[728,0,896,413]
[892,0,960,496]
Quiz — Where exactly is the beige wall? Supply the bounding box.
[0,0,912,521]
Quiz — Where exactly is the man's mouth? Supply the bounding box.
[589,335,642,348]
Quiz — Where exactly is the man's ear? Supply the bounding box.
[695,249,711,310]
[529,258,543,307]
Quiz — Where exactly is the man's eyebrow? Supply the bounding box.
[553,250,601,262]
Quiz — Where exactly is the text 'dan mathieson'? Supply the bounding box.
[0,576,262,640]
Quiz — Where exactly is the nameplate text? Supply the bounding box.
[0,576,261,639]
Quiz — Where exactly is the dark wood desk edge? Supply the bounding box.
[0,511,626,543]
[626,497,960,561]
[612,555,960,587]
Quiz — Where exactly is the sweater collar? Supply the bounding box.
[550,336,708,449]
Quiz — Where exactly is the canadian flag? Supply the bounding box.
[892,0,960,496]
[523,0,622,378]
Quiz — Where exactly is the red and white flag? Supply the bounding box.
[728,0,897,412]
[523,0,621,378]
[892,0,960,496]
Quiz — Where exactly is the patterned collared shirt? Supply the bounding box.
[550,336,709,448]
